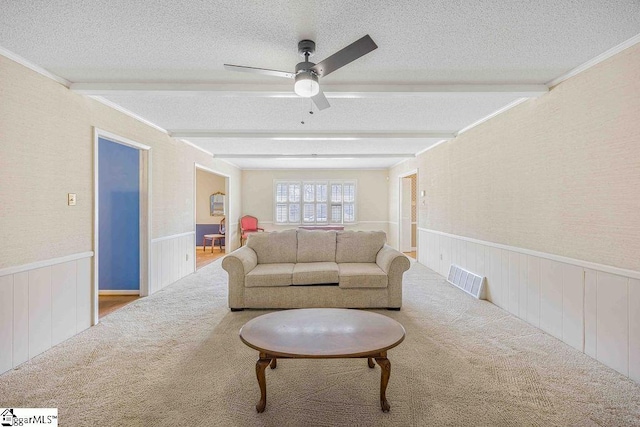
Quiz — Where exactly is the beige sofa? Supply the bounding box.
[221,229,410,310]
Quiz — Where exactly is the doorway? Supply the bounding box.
[94,129,150,324]
[194,164,230,270]
[399,171,417,259]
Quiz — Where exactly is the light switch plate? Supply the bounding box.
[68,193,77,206]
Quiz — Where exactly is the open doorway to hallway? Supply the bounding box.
[95,131,150,321]
[195,166,229,270]
[399,172,417,260]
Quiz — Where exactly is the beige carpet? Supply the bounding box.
[1,259,639,426]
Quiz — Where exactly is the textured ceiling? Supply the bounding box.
[1,1,639,168]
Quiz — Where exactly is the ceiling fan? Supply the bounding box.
[224,35,377,111]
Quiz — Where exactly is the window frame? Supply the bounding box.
[274,179,357,225]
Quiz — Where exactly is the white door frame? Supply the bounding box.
[398,169,418,254]
[194,163,231,270]
[93,128,152,325]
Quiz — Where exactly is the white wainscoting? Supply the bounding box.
[150,232,195,295]
[0,253,93,375]
[418,228,640,382]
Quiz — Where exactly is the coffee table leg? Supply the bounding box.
[255,356,271,413]
[367,357,375,368]
[270,358,277,369]
[375,357,391,412]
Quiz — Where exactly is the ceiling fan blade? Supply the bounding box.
[311,35,378,78]
[311,90,330,111]
[223,64,294,79]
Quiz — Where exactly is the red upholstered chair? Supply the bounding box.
[240,215,264,245]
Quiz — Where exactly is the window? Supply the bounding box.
[275,180,356,225]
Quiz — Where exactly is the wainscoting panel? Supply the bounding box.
[150,239,161,294]
[13,272,29,367]
[418,228,640,382]
[508,251,520,317]
[584,269,598,359]
[29,267,52,360]
[51,261,77,347]
[441,235,452,278]
[150,232,195,295]
[539,258,563,340]
[0,253,93,375]
[526,256,541,328]
[0,276,12,374]
[630,279,640,382]
[596,271,629,376]
[486,248,504,308]
[562,264,584,352]
[500,251,510,312]
[466,242,479,276]
[518,254,528,323]
[76,256,92,334]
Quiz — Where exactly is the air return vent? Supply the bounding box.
[447,264,485,299]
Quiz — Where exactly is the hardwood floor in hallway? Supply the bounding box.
[196,246,226,270]
[99,295,139,318]
[403,251,416,260]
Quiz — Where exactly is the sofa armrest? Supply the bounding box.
[376,245,411,308]
[222,246,258,309]
[376,245,410,274]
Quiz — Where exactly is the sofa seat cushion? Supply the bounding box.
[293,262,339,285]
[336,231,386,263]
[245,263,294,287]
[338,263,388,289]
[297,230,337,263]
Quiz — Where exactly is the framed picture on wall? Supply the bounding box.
[210,192,225,216]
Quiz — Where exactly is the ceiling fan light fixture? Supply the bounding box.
[294,71,319,97]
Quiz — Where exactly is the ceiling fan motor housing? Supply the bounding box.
[298,39,316,57]
[295,61,316,74]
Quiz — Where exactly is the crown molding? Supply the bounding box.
[90,96,168,134]
[180,139,213,156]
[0,45,70,87]
[547,32,640,87]
[456,98,529,136]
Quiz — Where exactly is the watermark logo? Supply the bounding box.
[0,409,57,426]
[1,409,15,427]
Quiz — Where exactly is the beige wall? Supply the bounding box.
[391,43,640,272]
[0,55,242,269]
[195,169,226,224]
[241,169,389,234]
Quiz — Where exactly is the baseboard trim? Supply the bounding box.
[0,251,94,278]
[99,290,140,296]
[418,228,640,280]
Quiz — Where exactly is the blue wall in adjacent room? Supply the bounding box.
[98,138,140,291]
[195,224,225,248]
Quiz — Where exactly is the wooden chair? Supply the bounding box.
[203,218,226,252]
[240,215,264,245]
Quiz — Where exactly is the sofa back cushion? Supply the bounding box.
[296,230,337,263]
[247,229,297,264]
[335,231,386,263]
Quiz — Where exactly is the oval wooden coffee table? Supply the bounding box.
[239,308,405,413]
